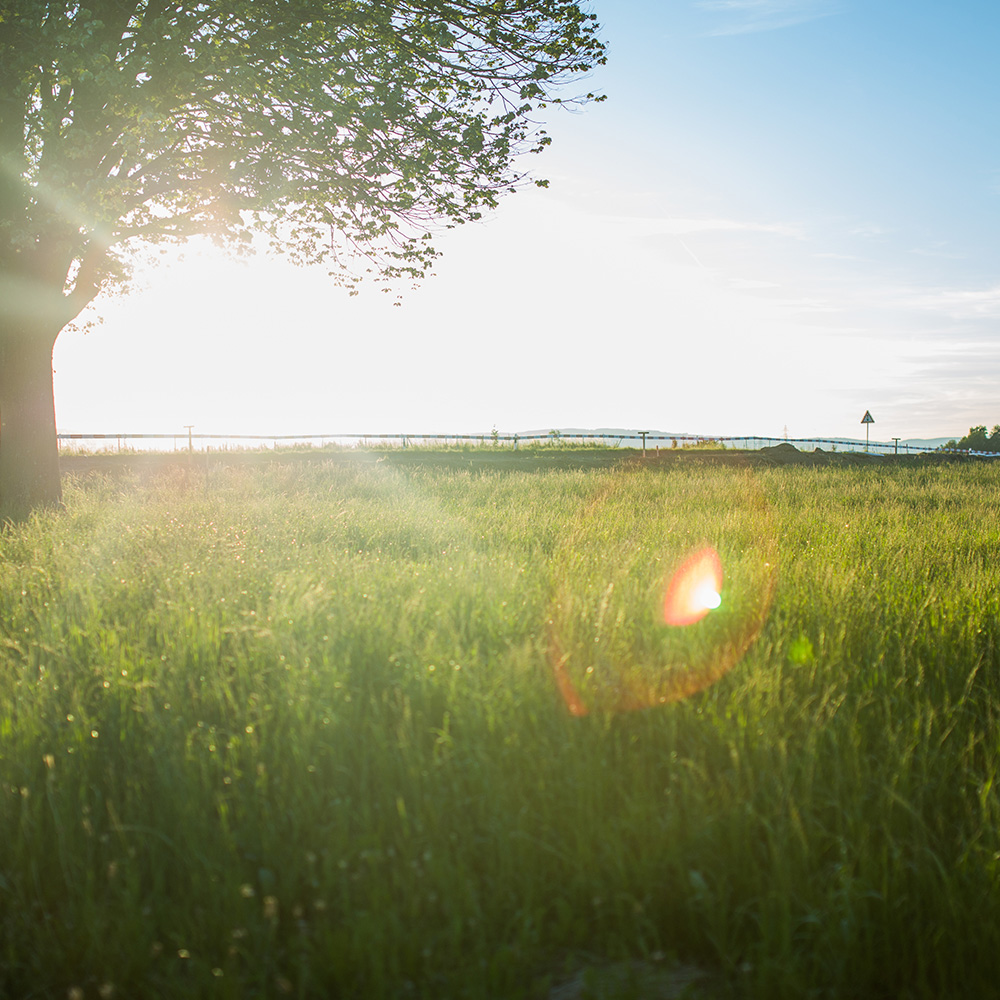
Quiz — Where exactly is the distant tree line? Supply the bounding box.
[940,425,1000,452]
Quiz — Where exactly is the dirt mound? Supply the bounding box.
[760,442,813,465]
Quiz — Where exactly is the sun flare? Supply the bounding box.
[663,547,724,626]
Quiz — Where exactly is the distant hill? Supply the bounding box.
[895,437,954,450]
[512,429,955,453]
[516,427,707,442]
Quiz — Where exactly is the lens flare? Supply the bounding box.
[663,547,723,626]
[548,462,776,716]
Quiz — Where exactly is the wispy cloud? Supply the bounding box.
[848,223,889,239]
[603,215,804,239]
[908,242,967,261]
[811,251,870,262]
[729,277,781,290]
[906,284,1000,320]
[697,0,841,36]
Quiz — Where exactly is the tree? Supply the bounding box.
[0,1,605,518]
[941,424,1000,453]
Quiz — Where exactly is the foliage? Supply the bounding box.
[0,0,606,324]
[940,424,1000,452]
[678,437,726,450]
[2,461,1000,998]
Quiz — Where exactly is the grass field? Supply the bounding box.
[2,456,999,999]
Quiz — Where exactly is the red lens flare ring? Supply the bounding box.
[548,460,777,716]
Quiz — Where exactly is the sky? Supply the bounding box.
[54,0,1000,443]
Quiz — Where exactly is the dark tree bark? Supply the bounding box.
[0,321,62,520]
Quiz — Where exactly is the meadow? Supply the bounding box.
[1,455,999,999]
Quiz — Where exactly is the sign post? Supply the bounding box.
[861,410,874,452]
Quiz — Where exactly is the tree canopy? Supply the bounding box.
[1,1,604,318]
[0,0,605,516]
[941,425,1000,453]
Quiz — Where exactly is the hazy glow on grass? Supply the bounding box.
[4,461,1000,998]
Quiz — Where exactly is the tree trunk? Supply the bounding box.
[0,323,63,521]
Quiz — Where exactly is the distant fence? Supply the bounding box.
[55,430,1000,457]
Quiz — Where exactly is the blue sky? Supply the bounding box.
[56,0,1000,441]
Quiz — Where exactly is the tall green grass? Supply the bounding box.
[1,460,999,998]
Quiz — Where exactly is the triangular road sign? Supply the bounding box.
[861,410,874,424]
